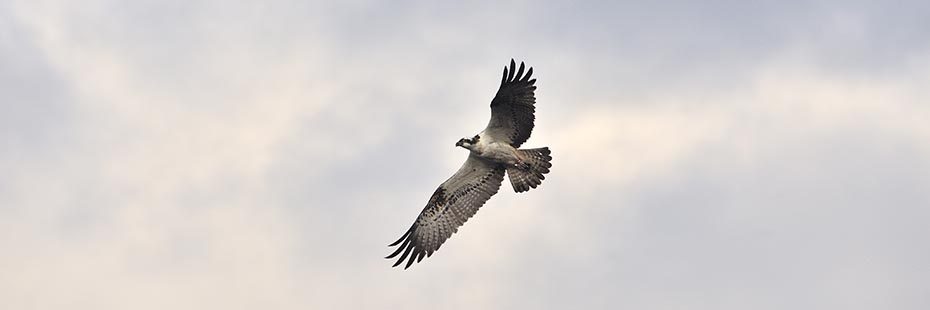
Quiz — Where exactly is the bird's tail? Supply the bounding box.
[507,147,552,193]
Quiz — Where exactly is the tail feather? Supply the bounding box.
[507,147,552,193]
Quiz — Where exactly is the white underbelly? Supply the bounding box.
[474,142,519,165]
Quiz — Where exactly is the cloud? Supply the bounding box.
[2,1,929,309]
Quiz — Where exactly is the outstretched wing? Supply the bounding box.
[483,59,538,147]
[386,155,505,269]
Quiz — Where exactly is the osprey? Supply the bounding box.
[387,60,553,269]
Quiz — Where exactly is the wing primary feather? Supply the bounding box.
[501,66,508,86]
[522,67,534,82]
[387,225,414,246]
[416,248,427,262]
[392,242,415,267]
[404,248,420,269]
[515,62,525,81]
[507,59,516,81]
[385,236,412,259]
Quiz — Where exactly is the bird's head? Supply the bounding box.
[455,135,480,149]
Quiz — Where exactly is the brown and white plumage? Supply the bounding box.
[386,155,505,269]
[387,60,551,269]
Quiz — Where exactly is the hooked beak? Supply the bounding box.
[455,140,464,147]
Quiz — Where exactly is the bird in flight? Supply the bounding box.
[387,59,553,269]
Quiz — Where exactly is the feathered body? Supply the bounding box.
[461,134,520,166]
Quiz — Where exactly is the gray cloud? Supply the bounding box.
[2,0,929,309]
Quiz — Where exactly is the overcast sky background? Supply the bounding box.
[3,1,930,309]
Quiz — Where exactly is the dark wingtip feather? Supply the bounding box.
[404,249,419,269]
[515,62,525,81]
[501,66,508,85]
[507,59,516,82]
[391,242,415,267]
[385,237,411,259]
[522,67,534,82]
[388,227,413,246]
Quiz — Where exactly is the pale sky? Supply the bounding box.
[2,1,929,309]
